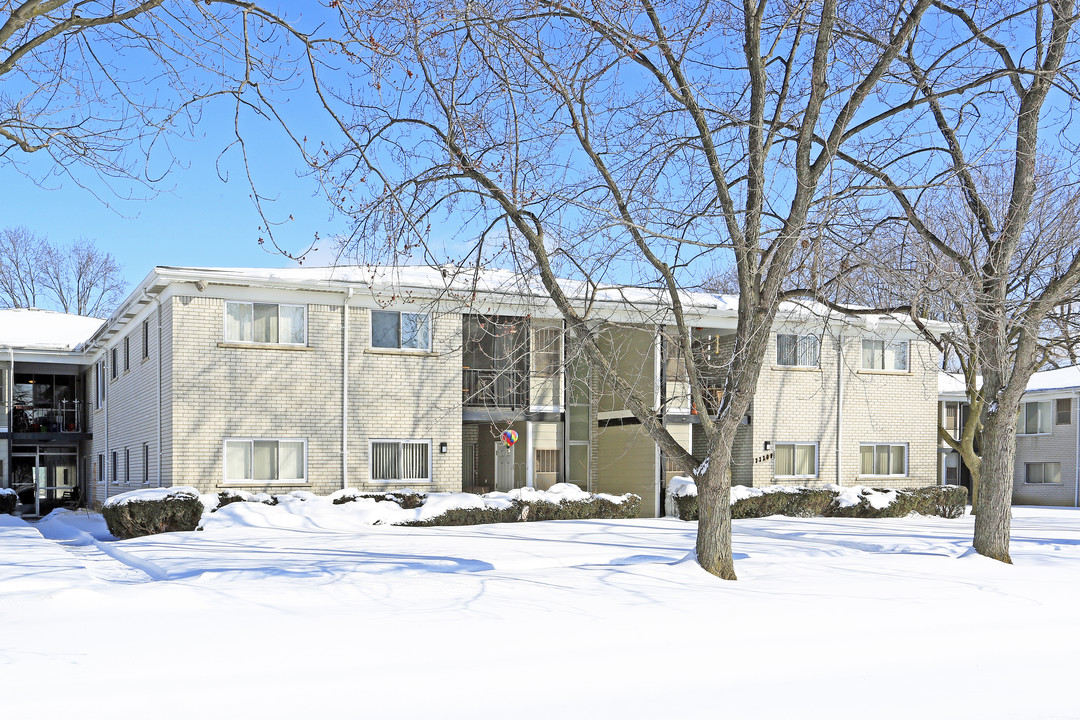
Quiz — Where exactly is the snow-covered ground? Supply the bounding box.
[2,507,1078,719]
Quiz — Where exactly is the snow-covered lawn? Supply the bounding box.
[2,507,1078,719]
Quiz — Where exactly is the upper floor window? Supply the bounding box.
[95,362,106,408]
[943,401,964,439]
[225,302,306,345]
[372,310,430,351]
[862,339,908,371]
[124,336,130,372]
[776,334,819,368]
[110,348,118,378]
[142,320,150,359]
[1056,398,1072,426]
[0,368,6,405]
[1016,401,1051,435]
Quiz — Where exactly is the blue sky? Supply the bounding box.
[0,103,345,291]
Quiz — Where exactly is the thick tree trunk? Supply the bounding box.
[695,454,736,580]
[973,412,1015,563]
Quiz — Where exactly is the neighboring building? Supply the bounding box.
[0,308,104,516]
[2,265,946,518]
[938,367,1080,507]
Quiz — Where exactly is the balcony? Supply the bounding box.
[12,403,84,434]
[463,367,528,409]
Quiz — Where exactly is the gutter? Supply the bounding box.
[836,332,844,486]
[342,288,353,490]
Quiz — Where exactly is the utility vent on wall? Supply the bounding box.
[740,415,752,425]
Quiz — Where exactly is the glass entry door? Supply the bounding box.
[10,445,78,516]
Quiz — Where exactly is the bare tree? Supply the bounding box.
[830,0,1080,563]
[1,1,330,251]
[0,225,44,308]
[294,0,963,579]
[0,226,127,316]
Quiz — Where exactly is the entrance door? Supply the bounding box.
[494,442,515,492]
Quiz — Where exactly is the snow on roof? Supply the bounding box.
[939,371,970,396]
[0,308,105,352]
[1026,365,1080,393]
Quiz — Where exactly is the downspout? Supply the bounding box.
[104,345,109,500]
[1074,390,1079,508]
[836,332,844,486]
[156,298,163,488]
[342,288,353,490]
[5,347,11,489]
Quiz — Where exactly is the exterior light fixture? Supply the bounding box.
[439,442,448,454]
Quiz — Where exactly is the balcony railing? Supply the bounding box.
[12,402,83,433]
[463,367,528,409]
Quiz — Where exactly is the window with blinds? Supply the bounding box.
[371,440,431,482]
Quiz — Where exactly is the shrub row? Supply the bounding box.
[672,485,968,521]
[397,494,642,527]
[0,489,16,515]
[332,490,425,509]
[102,489,204,539]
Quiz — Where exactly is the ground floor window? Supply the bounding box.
[1026,462,1061,485]
[774,442,817,477]
[371,440,430,482]
[859,443,907,477]
[224,439,306,483]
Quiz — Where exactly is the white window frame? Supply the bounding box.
[858,443,909,477]
[1025,461,1062,485]
[773,442,818,478]
[1016,400,1052,435]
[95,361,106,408]
[222,438,308,485]
[124,447,130,484]
[143,443,151,485]
[124,336,130,372]
[0,367,6,406]
[223,302,308,346]
[861,339,909,372]
[110,348,118,379]
[369,439,432,483]
[370,310,432,352]
[1055,398,1072,426]
[775,334,819,368]
[142,320,150,359]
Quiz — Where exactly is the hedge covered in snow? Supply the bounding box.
[100,484,640,537]
[0,487,16,515]
[667,478,967,521]
[101,487,204,539]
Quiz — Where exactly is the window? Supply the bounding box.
[110,348,118,378]
[533,326,562,376]
[859,443,907,476]
[95,361,106,408]
[1056,398,1072,426]
[224,439,307,483]
[142,320,150,359]
[776,334,819,367]
[943,401,964,439]
[110,451,117,485]
[97,454,105,484]
[1026,462,1061,485]
[862,339,909,371]
[124,448,130,484]
[535,448,560,473]
[123,336,130,372]
[225,302,306,345]
[370,440,431,481]
[143,443,150,484]
[774,442,817,477]
[371,310,431,350]
[1016,401,1052,435]
[0,367,6,405]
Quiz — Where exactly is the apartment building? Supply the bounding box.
[2,265,946,517]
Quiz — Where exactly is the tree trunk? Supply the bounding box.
[696,454,736,580]
[973,412,1015,563]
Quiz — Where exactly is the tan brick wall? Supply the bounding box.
[167,297,462,496]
